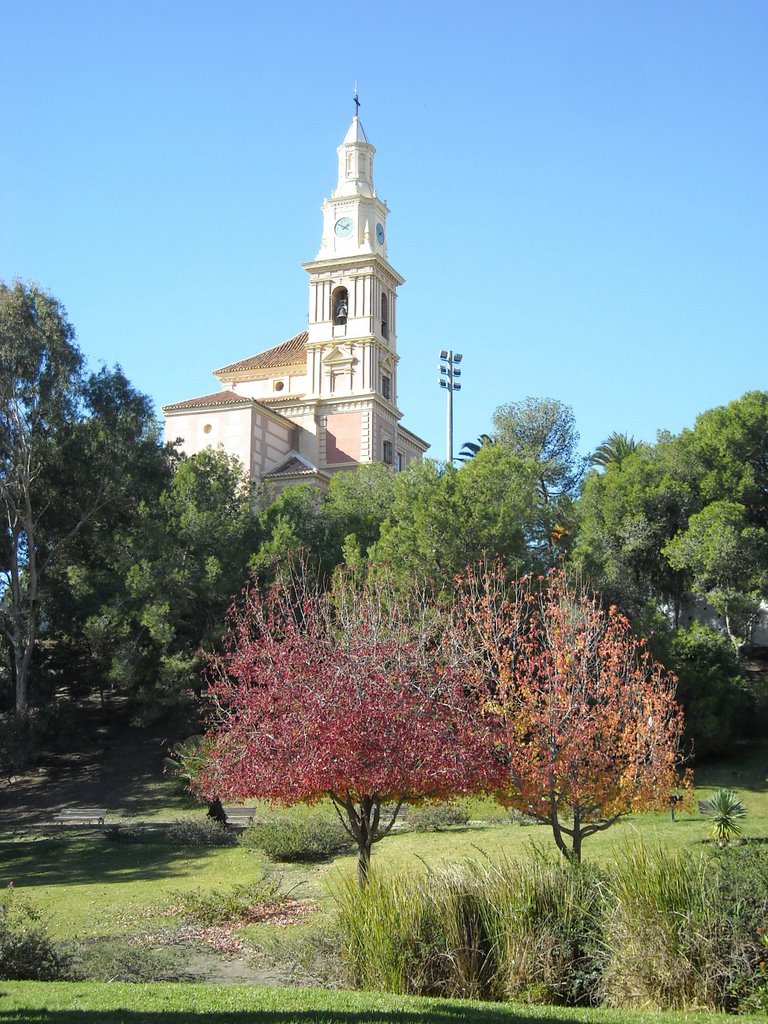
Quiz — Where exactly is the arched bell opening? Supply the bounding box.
[332,286,348,325]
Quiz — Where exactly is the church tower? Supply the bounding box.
[162,100,427,486]
[301,102,406,469]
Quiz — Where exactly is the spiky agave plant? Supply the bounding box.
[699,788,746,845]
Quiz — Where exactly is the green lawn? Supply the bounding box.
[1,741,766,943]
[1,982,765,1024]
[0,742,765,1021]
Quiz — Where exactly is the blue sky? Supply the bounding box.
[2,0,766,461]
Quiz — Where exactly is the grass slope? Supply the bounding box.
[1,982,766,1024]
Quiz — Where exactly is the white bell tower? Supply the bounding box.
[303,96,403,418]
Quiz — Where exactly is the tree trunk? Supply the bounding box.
[570,804,583,864]
[356,840,372,888]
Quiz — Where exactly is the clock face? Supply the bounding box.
[335,217,354,238]
[376,223,385,244]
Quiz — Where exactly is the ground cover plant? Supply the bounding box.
[243,813,354,862]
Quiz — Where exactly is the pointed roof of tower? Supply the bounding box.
[343,116,369,144]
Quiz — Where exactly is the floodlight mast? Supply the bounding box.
[437,350,463,464]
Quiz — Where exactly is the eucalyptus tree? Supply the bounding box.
[0,280,163,714]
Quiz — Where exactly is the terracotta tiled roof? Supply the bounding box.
[265,456,317,478]
[215,332,308,375]
[162,390,252,413]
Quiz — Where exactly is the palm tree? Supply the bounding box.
[458,433,494,462]
[590,431,642,468]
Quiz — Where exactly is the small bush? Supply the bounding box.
[170,877,285,926]
[251,918,343,988]
[244,814,352,862]
[0,885,69,981]
[65,937,191,982]
[163,817,238,846]
[405,802,470,831]
[106,818,237,846]
[699,788,746,844]
[707,844,768,1009]
[0,712,43,775]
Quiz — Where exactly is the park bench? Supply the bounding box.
[53,807,108,826]
[221,806,256,827]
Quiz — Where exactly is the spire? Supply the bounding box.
[343,84,369,144]
[334,88,375,198]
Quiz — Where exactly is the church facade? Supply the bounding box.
[162,110,428,488]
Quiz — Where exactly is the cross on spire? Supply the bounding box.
[353,84,361,116]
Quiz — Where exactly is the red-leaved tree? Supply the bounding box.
[458,565,688,862]
[195,566,497,885]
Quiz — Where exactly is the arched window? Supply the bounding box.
[381,292,389,338]
[332,287,348,325]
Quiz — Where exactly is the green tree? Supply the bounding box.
[572,434,699,619]
[663,622,752,757]
[89,447,259,719]
[492,398,586,563]
[663,500,768,650]
[372,450,540,587]
[689,391,768,529]
[0,281,163,714]
[324,462,397,560]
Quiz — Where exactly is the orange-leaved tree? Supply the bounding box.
[457,565,688,863]
[195,565,498,885]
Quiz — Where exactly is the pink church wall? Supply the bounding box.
[326,412,362,465]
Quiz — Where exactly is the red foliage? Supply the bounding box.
[458,566,688,861]
[195,568,497,883]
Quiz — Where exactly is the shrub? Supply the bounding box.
[104,818,237,846]
[405,802,470,831]
[243,814,352,862]
[65,937,191,982]
[170,877,285,926]
[162,817,238,846]
[601,842,721,1011]
[699,788,746,844]
[250,918,343,988]
[0,712,43,776]
[707,844,768,1010]
[0,885,69,981]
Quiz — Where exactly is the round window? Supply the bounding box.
[203,423,213,434]
[274,380,285,392]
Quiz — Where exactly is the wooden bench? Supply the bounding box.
[222,806,256,827]
[53,807,108,826]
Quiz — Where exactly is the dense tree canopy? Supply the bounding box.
[457,566,687,862]
[0,281,164,713]
[196,567,498,884]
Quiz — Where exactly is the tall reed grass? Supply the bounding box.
[336,853,605,1004]
[335,841,768,1012]
[601,842,718,1010]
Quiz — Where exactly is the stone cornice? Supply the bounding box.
[303,253,404,288]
